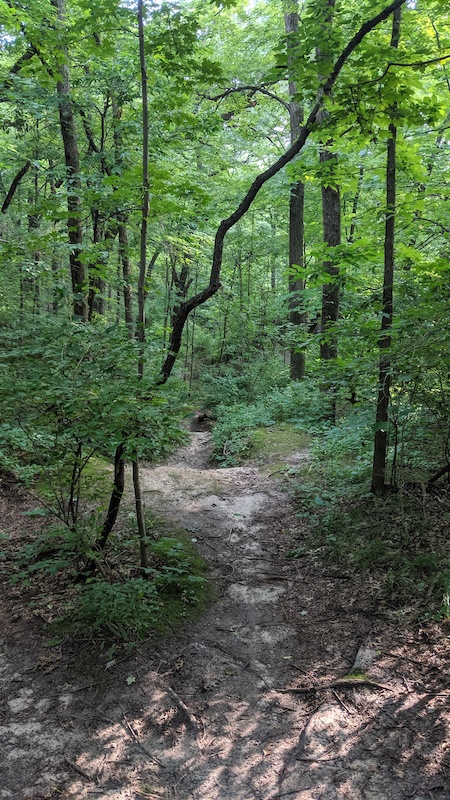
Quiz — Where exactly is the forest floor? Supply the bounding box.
[1,429,450,800]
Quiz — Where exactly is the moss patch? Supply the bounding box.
[252,425,312,467]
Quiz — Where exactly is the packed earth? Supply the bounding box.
[1,430,450,800]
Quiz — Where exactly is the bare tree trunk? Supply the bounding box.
[371,6,401,495]
[118,216,134,330]
[95,443,125,552]
[53,0,87,320]
[113,102,134,330]
[285,5,306,380]
[134,0,150,567]
[137,0,149,380]
[317,0,340,369]
[133,457,148,570]
[319,149,341,362]
[88,209,106,319]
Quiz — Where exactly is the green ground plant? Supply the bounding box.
[6,514,211,642]
[287,406,450,619]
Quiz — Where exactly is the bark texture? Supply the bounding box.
[371,6,402,495]
[53,0,87,320]
[285,6,306,380]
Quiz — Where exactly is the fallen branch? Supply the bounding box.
[280,677,393,694]
[64,757,96,782]
[122,713,166,766]
[166,686,201,733]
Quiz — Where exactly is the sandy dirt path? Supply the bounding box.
[1,431,449,799]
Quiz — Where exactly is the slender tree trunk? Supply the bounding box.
[317,0,340,367]
[371,6,402,495]
[134,0,150,566]
[27,160,40,314]
[118,216,134,330]
[53,0,87,320]
[95,443,125,551]
[113,102,134,330]
[285,5,306,380]
[133,457,148,570]
[319,149,341,362]
[348,165,364,244]
[137,0,149,380]
[88,209,106,320]
[49,171,60,314]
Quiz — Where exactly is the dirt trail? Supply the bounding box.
[1,432,450,800]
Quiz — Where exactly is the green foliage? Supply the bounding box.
[7,517,210,642]
[211,381,331,465]
[0,315,187,524]
[288,407,450,619]
[63,577,160,641]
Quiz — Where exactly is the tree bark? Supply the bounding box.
[88,209,106,319]
[53,0,87,320]
[95,443,125,551]
[317,0,341,366]
[285,6,306,380]
[137,0,149,381]
[1,161,31,213]
[371,6,402,495]
[319,150,341,362]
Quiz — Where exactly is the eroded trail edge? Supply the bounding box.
[1,431,450,800]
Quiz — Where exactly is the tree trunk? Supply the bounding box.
[317,0,340,367]
[371,6,401,495]
[137,0,149,380]
[285,5,306,380]
[95,443,125,552]
[118,216,134,330]
[53,0,87,321]
[88,209,106,319]
[319,149,341,362]
[133,457,148,570]
[112,101,134,330]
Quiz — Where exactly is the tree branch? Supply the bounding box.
[1,161,32,213]
[203,84,290,112]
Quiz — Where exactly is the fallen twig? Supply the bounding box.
[64,757,96,782]
[332,689,354,714]
[380,650,426,668]
[122,713,166,766]
[280,677,393,694]
[166,686,201,732]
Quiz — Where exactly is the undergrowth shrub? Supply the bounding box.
[211,382,331,464]
[6,519,210,642]
[289,407,450,619]
[66,577,160,640]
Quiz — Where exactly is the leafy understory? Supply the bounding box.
[4,513,212,642]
